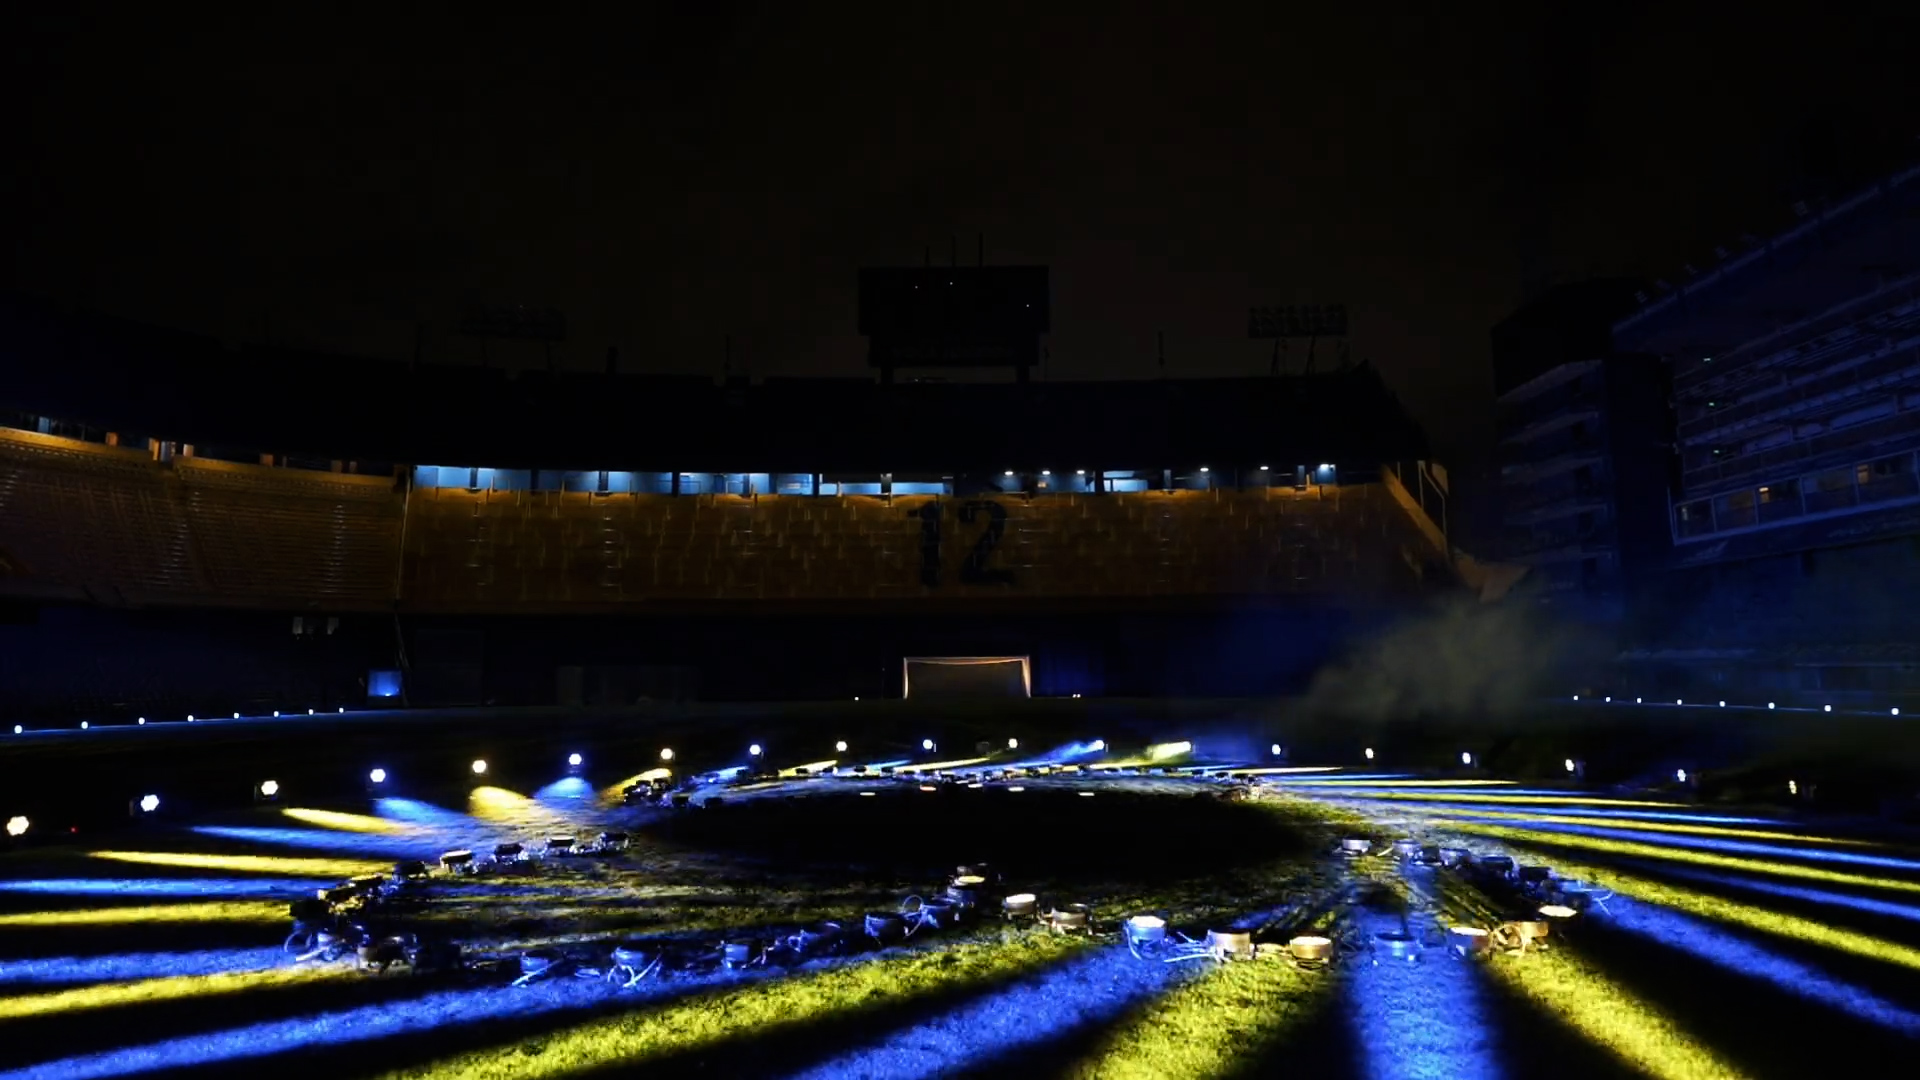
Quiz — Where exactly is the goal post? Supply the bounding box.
[901,656,1032,699]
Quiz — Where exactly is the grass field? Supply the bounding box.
[3,757,1919,1079]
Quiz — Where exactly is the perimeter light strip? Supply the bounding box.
[87,851,388,877]
[1446,823,1920,896]
[281,808,409,834]
[0,965,352,1020]
[382,934,1084,1080]
[0,901,289,926]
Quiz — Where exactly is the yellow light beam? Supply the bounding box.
[777,760,838,778]
[902,756,996,772]
[0,965,352,1020]
[1487,945,1746,1080]
[1428,808,1873,848]
[469,786,578,830]
[1446,823,1920,896]
[88,851,388,877]
[1277,778,1520,788]
[378,932,1084,1080]
[0,901,287,926]
[282,807,410,834]
[1317,792,1687,809]
[1070,957,1327,1079]
[1484,843,1920,974]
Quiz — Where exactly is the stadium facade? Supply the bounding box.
[0,291,1471,719]
[1605,163,1920,701]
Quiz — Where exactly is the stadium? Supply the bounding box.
[3,274,1920,1080]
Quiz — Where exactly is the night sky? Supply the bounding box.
[6,7,1917,483]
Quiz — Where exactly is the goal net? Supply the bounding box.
[902,656,1032,700]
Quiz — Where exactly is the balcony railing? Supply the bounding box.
[1672,448,1920,544]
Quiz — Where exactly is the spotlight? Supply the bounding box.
[1635,698,1642,704]
[80,721,88,730]
[5,816,27,837]
[273,711,280,717]
[1768,702,1776,709]
[1090,739,1106,752]
[471,759,488,775]
[921,738,936,752]
[138,794,160,814]
[308,709,314,715]
[10,725,19,735]
[137,718,146,725]
[1823,704,1832,713]
[1199,465,1210,473]
[1259,465,1270,471]
[749,744,763,757]
[338,707,345,714]
[1564,758,1576,773]
[1364,747,1376,760]
[835,740,848,753]
[1007,738,1019,750]
[1604,696,1611,702]
[568,753,583,767]
[233,712,240,719]
[1041,470,1050,476]
[659,747,674,762]
[258,780,280,798]
[1718,700,1725,707]
[1675,768,1688,784]
[1271,743,1283,756]
[1573,694,1580,701]
[1676,699,1683,706]
[1460,751,1474,766]
[1788,779,1799,796]
[368,768,387,785]
[187,714,195,722]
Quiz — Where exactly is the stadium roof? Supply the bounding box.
[0,294,1427,472]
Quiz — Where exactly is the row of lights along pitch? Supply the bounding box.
[1573,694,1903,716]
[10,707,352,735]
[1,737,1023,837]
[998,466,1324,476]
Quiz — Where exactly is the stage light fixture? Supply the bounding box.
[1676,699,1683,706]
[1565,758,1576,773]
[1718,700,1725,707]
[659,747,674,762]
[1636,698,1642,704]
[258,780,280,798]
[749,744,763,757]
[80,722,88,730]
[1007,738,1019,750]
[568,753,584,767]
[835,740,848,753]
[1199,465,1209,472]
[922,739,936,751]
[1259,465,1269,471]
[1573,694,1580,701]
[308,709,315,715]
[1788,779,1799,796]
[273,711,280,717]
[338,707,345,713]
[138,794,160,814]
[1364,747,1376,760]
[1271,743,1283,756]
[471,759,488,775]
[1090,739,1106,751]
[1823,704,1832,713]
[5,816,26,837]
[1041,469,1050,476]
[1461,751,1474,766]
[233,712,240,719]
[137,718,146,725]
[1076,469,1086,475]
[1676,768,1688,783]
[187,714,194,722]
[369,768,387,784]
[1004,470,1013,476]
[1768,702,1776,709]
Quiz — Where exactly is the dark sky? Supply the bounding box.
[6,6,1917,469]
